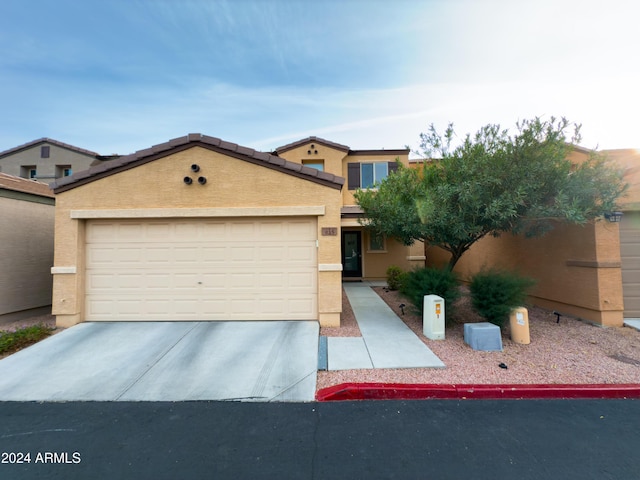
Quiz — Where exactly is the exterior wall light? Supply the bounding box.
[183,176,193,185]
[604,211,623,223]
[191,164,200,172]
[197,176,207,185]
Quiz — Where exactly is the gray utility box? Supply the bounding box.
[423,295,445,340]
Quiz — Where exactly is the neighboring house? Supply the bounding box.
[50,134,414,328]
[423,147,639,328]
[601,149,640,322]
[0,173,55,322]
[0,138,114,184]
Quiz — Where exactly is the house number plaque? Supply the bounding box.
[321,227,338,236]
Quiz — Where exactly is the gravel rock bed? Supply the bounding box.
[4,299,640,392]
[317,287,640,392]
[0,314,57,333]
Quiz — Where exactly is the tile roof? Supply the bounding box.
[0,138,99,158]
[274,136,351,154]
[51,133,345,193]
[0,172,55,198]
[274,136,409,157]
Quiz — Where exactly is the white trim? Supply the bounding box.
[319,264,343,272]
[407,256,426,261]
[51,266,77,274]
[71,206,326,219]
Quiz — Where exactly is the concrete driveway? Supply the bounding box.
[0,321,319,402]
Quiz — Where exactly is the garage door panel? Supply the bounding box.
[200,247,228,263]
[230,246,255,262]
[85,218,317,321]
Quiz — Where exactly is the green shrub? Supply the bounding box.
[469,270,536,328]
[0,324,53,355]
[386,265,407,291]
[400,267,460,323]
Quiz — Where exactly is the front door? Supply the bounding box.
[342,231,362,277]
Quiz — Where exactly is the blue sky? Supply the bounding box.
[1,0,638,156]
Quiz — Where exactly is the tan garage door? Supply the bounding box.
[621,211,640,318]
[85,218,318,321]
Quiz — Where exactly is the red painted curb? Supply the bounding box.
[316,383,640,401]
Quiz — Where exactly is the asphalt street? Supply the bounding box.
[1,399,639,480]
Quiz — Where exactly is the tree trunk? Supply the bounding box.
[423,240,428,268]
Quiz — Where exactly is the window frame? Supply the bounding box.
[367,231,387,253]
[302,159,324,172]
[360,162,389,189]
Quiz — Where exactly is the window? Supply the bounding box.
[56,165,72,177]
[302,160,324,171]
[41,146,50,158]
[368,233,386,252]
[348,162,398,190]
[21,165,37,179]
[361,162,389,188]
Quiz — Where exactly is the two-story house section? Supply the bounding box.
[274,136,424,280]
[0,138,115,185]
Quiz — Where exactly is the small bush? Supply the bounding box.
[470,270,536,328]
[0,324,53,355]
[386,265,407,291]
[400,267,460,323]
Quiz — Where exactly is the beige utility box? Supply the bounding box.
[423,295,445,340]
[509,307,530,344]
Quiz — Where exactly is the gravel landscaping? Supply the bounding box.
[318,286,640,391]
[4,294,640,392]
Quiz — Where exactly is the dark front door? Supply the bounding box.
[342,231,362,277]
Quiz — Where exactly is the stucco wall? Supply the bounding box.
[0,196,54,318]
[0,143,96,183]
[426,221,623,326]
[52,146,343,327]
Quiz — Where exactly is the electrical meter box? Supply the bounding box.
[423,295,445,340]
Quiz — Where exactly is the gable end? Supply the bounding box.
[52,134,345,194]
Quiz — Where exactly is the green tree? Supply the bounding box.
[355,117,627,270]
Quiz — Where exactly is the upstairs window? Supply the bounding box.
[21,165,37,179]
[361,162,389,188]
[56,165,72,177]
[302,159,324,171]
[347,161,399,190]
[41,146,50,158]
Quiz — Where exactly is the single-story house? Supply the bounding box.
[0,173,55,322]
[50,134,419,328]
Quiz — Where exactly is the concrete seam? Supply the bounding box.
[113,322,201,400]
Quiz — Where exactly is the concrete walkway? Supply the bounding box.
[624,319,640,332]
[327,283,445,370]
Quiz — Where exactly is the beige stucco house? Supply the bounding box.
[50,134,415,328]
[0,138,109,184]
[0,173,55,322]
[604,149,640,321]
